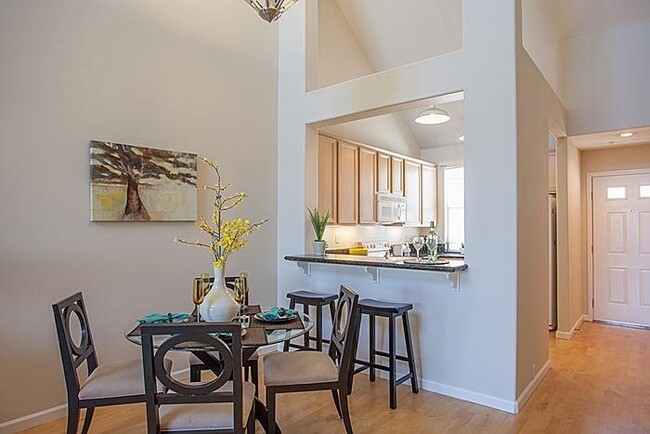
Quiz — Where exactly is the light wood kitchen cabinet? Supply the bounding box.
[337,140,359,224]
[404,160,421,226]
[391,156,404,195]
[317,135,337,222]
[359,148,377,224]
[377,153,391,194]
[421,164,437,225]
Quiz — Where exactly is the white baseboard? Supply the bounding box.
[555,314,588,340]
[0,367,191,434]
[514,359,550,413]
[0,404,67,434]
[359,368,517,414]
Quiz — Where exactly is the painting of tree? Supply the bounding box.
[90,141,197,221]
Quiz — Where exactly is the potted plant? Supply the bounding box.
[176,157,267,322]
[308,208,330,256]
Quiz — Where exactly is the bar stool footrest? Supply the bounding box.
[371,350,411,363]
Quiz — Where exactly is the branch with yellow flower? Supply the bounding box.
[175,157,268,268]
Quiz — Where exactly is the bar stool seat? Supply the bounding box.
[352,298,419,409]
[286,290,338,304]
[283,290,338,352]
[358,299,413,315]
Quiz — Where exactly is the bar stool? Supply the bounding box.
[283,290,338,352]
[352,298,419,409]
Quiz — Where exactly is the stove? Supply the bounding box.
[360,240,391,257]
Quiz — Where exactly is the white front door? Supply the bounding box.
[593,172,650,327]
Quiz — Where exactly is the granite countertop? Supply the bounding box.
[284,253,468,273]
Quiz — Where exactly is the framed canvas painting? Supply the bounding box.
[90,141,197,221]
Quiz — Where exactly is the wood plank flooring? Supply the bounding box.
[21,322,650,433]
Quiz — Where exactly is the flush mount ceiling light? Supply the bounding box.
[458,135,465,142]
[245,0,299,23]
[619,132,635,138]
[414,107,451,125]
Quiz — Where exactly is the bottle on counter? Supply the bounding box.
[425,220,439,262]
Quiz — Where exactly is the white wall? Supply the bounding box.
[0,0,277,428]
[420,144,465,165]
[278,0,533,412]
[561,20,650,135]
[317,0,421,157]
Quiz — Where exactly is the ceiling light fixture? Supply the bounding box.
[458,135,465,142]
[245,0,299,23]
[414,107,452,125]
[619,132,635,138]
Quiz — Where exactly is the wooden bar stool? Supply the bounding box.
[352,298,419,409]
[283,290,338,352]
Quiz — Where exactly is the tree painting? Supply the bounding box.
[90,141,197,221]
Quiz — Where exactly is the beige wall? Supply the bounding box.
[580,143,650,321]
[515,41,566,396]
[0,0,277,426]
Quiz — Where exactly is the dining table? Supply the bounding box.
[124,306,314,433]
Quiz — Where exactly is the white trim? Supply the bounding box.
[514,359,551,413]
[358,369,517,414]
[555,314,588,340]
[587,168,650,323]
[0,404,67,434]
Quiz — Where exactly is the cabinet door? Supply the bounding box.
[404,160,421,226]
[318,135,337,222]
[359,147,377,224]
[391,157,404,195]
[421,164,437,226]
[377,153,391,194]
[337,141,359,224]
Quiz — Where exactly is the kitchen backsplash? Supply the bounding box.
[322,225,428,248]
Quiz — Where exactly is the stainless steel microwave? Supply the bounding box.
[376,193,406,224]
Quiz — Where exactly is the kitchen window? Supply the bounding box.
[443,166,464,251]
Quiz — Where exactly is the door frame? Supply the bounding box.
[587,168,650,322]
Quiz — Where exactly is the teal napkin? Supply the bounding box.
[138,312,191,324]
[258,306,298,321]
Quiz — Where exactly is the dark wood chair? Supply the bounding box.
[189,276,259,394]
[263,285,361,434]
[282,290,339,352]
[53,292,172,434]
[141,322,255,434]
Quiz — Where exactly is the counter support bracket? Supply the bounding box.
[447,272,460,291]
[365,266,380,283]
[297,261,311,276]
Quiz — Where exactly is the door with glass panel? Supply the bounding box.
[593,172,650,327]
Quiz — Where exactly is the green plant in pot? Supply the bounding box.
[308,208,330,256]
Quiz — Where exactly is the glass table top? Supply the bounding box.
[124,312,314,351]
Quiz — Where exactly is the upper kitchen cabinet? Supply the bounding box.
[359,147,377,224]
[337,140,359,224]
[404,160,421,226]
[421,164,437,225]
[391,157,404,195]
[377,153,391,194]
[318,135,337,222]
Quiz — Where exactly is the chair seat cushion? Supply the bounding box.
[359,298,413,314]
[159,381,255,431]
[287,290,338,304]
[263,351,339,387]
[78,358,172,400]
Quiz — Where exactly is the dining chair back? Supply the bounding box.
[141,322,254,434]
[52,293,99,406]
[328,285,361,388]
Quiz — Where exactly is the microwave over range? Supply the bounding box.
[376,193,406,224]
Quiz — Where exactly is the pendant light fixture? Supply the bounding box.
[414,106,451,125]
[245,0,299,23]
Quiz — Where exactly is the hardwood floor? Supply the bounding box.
[22,322,650,433]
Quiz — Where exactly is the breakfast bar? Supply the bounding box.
[284,254,468,290]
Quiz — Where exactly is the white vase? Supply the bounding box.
[313,240,326,256]
[199,263,241,322]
